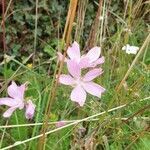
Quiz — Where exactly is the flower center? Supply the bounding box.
[74,78,84,86]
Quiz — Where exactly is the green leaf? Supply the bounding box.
[43,45,55,56]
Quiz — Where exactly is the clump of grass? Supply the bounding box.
[0,0,149,150]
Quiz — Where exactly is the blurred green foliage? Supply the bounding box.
[0,0,149,149]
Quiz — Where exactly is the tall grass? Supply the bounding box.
[0,0,149,149]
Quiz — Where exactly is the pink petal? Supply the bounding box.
[18,84,26,100]
[85,47,101,63]
[7,81,18,98]
[3,107,17,118]
[18,101,25,110]
[79,57,90,68]
[59,74,75,85]
[25,100,36,119]
[67,41,80,61]
[82,82,105,98]
[7,81,25,100]
[0,98,17,106]
[71,85,86,106]
[83,68,103,82]
[67,60,81,78]
[91,56,105,67]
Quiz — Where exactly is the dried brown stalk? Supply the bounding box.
[75,0,88,43]
[84,0,103,51]
[38,0,78,149]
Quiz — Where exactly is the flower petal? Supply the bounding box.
[126,49,131,54]
[25,100,36,119]
[7,81,18,98]
[122,44,129,51]
[91,56,105,67]
[18,101,25,110]
[7,81,25,100]
[3,107,17,118]
[85,47,101,63]
[18,84,26,100]
[122,46,126,51]
[0,98,17,106]
[129,46,139,54]
[79,57,90,68]
[67,60,81,78]
[71,85,86,106]
[59,74,75,85]
[83,68,103,82]
[67,41,80,61]
[82,82,105,98]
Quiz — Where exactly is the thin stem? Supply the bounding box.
[15,112,21,140]
[2,0,6,52]
[28,89,42,150]
[4,0,13,17]
[0,116,149,129]
[33,0,39,64]
[116,33,150,91]
[100,0,105,46]
[0,120,8,148]
[1,97,149,150]
[38,0,78,149]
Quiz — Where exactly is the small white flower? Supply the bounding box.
[122,44,139,54]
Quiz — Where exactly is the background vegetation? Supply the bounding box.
[0,0,150,149]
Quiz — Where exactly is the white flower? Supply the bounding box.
[122,44,139,54]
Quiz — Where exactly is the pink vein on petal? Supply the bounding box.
[82,82,105,98]
[83,68,103,82]
[59,74,75,85]
[67,60,81,78]
[71,85,86,106]
[67,41,80,61]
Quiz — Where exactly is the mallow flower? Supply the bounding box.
[122,44,139,54]
[0,81,35,119]
[57,41,104,68]
[59,60,105,106]
[25,100,36,119]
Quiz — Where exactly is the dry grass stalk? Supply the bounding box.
[75,0,89,43]
[38,0,78,149]
[116,33,150,91]
[84,0,103,51]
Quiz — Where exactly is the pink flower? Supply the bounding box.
[57,41,104,68]
[59,60,105,106]
[0,81,36,119]
[25,100,36,119]
[0,81,25,118]
[56,121,66,128]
